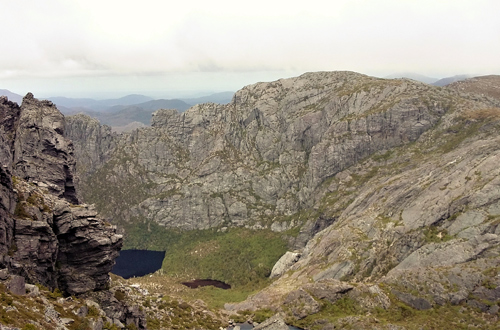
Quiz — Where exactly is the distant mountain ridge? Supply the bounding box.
[181,91,234,105]
[445,75,500,100]
[51,92,234,130]
[0,89,23,104]
[48,94,154,111]
[432,74,472,87]
[384,72,438,84]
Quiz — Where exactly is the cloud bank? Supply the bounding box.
[1,0,499,97]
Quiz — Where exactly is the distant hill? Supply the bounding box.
[384,73,438,84]
[445,75,500,101]
[0,89,23,104]
[432,74,472,87]
[59,98,191,128]
[49,94,154,111]
[106,99,191,113]
[181,91,234,105]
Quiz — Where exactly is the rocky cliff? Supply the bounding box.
[0,94,147,329]
[0,93,123,295]
[67,72,458,233]
[65,72,500,329]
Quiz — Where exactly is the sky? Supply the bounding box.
[1,0,499,98]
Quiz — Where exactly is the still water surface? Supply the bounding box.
[112,249,165,278]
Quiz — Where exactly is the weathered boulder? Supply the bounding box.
[253,313,289,330]
[282,289,321,319]
[6,274,25,295]
[270,251,300,278]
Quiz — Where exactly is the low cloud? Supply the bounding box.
[1,0,499,96]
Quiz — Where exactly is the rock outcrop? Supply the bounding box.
[0,94,123,295]
[67,72,459,234]
[63,71,500,328]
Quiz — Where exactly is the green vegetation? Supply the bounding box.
[161,227,287,288]
[287,293,499,330]
[146,297,223,330]
[423,226,453,243]
[123,220,287,288]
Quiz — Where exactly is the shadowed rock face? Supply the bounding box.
[13,93,78,204]
[0,94,122,295]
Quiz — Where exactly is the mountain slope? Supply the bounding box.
[66,71,465,233]
[181,91,235,105]
[49,94,154,111]
[64,71,500,328]
[384,72,438,84]
[446,75,500,101]
[432,74,472,86]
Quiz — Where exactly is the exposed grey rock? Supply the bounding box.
[0,268,9,280]
[302,279,353,303]
[6,274,25,295]
[0,94,124,297]
[312,261,354,281]
[61,72,500,327]
[45,303,61,323]
[14,93,78,204]
[282,289,321,319]
[253,313,289,330]
[86,289,147,330]
[26,283,40,297]
[270,251,301,278]
[392,290,432,310]
[66,72,459,231]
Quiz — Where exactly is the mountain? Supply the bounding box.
[384,72,438,84]
[107,98,192,113]
[3,71,500,329]
[432,74,472,86]
[181,91,235,105]
[63,70,500,328]
[446,75,500,100]
[0,89,23,104]
[49,94,154,111]
[56,97,192,129]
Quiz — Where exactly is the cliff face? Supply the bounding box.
[0,94,122,295]
[65,72,500,328]
[67,72,457,234]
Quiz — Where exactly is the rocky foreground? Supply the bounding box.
[0,95,146,329]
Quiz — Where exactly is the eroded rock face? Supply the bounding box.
[0,94,123,295]
[66,71,458,233]
[0,96,18,260]
[63,72,500,327]
[13,93,79,204]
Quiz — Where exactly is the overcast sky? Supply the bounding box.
[1,0,499,98]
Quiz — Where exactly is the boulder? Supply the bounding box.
[6,275,25,295]
[270,251,301,278]
[253,313,289,330]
